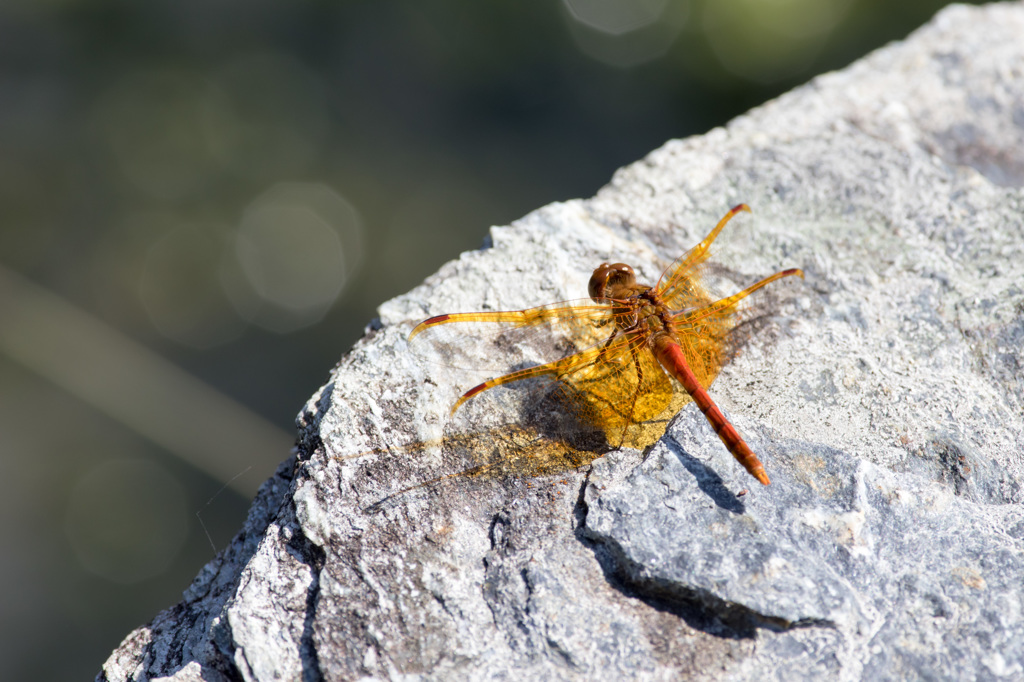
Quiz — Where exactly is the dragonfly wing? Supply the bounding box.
[555,333,678,429]
[408,298,620,372]
[438,324,679,450]
[657,204,750,311]
[673,322,728,394]
[672,266,804,389]
[410,298,615,340]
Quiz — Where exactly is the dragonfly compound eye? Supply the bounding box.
[589,263,609,300]
[589,263,636,300]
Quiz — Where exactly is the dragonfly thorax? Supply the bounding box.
[632,293,673,340]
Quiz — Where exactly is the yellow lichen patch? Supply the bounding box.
[790,454,843,498]
[952,566,986,590]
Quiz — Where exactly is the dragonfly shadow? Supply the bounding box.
[521,384,612,451]
[573,480,756,640]
[358,386,614,514]
[573,434,756,639]
[663,436,746,515]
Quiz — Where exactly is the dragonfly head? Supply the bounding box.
[588,262,636,301]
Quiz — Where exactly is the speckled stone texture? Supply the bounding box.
[99,3,1024,681]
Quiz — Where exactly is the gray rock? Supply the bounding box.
[99,3,1024,681]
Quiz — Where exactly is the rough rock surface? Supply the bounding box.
[99,3,1024,681]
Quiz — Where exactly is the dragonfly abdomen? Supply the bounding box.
[653,336,770,485]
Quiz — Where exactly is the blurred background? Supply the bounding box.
[0,0,982,678]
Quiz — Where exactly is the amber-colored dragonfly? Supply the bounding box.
[409,204,802,485]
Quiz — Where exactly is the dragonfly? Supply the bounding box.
[409,204,803,485]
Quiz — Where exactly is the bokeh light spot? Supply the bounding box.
[703,0,853,83]
[228,182,363,333]
[139,221,245,348]
[563,0,668,35]
[64,459,189,584]
[93,70,218,201]
[202,52,330,181]
[563,0,687,68]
